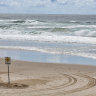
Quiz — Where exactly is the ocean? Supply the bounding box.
[0,14,96,65]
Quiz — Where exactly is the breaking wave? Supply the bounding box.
[0,34,96,44]
[0,19,96,44]
[0,45,96,59]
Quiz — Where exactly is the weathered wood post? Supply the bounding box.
[5,57,11,85]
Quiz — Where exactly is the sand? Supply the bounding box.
[0,58,96,96]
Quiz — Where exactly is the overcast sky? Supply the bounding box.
[0,0,96,14]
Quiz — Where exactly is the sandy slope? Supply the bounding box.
[0,58,96,96]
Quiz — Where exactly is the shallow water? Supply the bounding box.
[0,48,96,65]
[0,40,96,65]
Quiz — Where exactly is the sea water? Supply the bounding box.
[0,14,96,65]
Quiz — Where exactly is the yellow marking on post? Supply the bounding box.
[5,57,11,64]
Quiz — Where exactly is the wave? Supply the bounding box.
[1,24,96,32]
[0,19,17,22]
[0,19,42,25]
[1,19,96,29]
[67,21,96,24]
[63,25,96,29]
[28,25,96,29]
[28,27,68,32]
[74,30,96,37]
[1,19,96,40]
[69,21,79,23]
[13,20,39,24]
[27,24,96,30]
[0,34,96,44]
[1,19,96,26]
[0,46,59,54]
[0,46,96,59]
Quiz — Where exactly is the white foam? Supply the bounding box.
[0,19,42,25]
[0,34,96,44]
[70,21,77,23]
[0,46,96,60]
[0,46,60,54]
[27,26,51,29]
[25,20,38,24]
[27,25,96,29]
[1,19,96,44]
[74,30,96,37]
[0,20,4,21]
[22,19,44,25]
[63,25,96,29]
[0,19,18,22]
[0,29,21,35]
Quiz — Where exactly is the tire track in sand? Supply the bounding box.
[31,74,96,96]
[2,74,96,96]
[55,74,96,95]
[47,74,77,90]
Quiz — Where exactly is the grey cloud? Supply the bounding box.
[51,0,57,2]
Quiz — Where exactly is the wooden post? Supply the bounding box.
[5,57,11,85]
[8,64,10,85]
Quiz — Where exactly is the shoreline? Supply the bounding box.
[0,39,96,66]
[1,57,96,73]
[0,48,96,66]
[1,57,96,67]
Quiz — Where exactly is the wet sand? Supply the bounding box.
[0,58,96,96]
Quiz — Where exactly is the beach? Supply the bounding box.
[0,14,96,96]
[0,58,96,96]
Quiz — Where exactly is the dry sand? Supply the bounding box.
[0,58,96,96]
